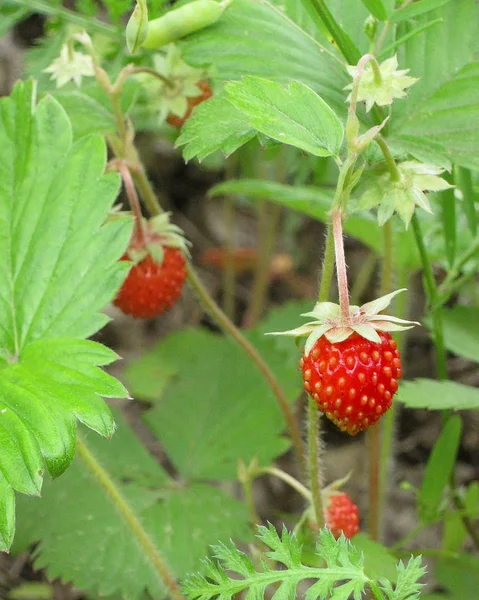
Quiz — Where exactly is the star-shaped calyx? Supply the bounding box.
[268,289,418,355]
[127,212,190,265]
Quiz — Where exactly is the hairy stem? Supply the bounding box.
[117,161,146,247]
[76,438,184,600]
[186,263,306,471]
[332,208,350,322]
[308,397,325,527]
[255,467,312,502]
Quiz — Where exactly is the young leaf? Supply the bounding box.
[225,77,344,158]
[391,0,479,169]
[126,329,299,480]
[437,306,479,364]
[397,379,479,410]
[176,94,256,161]
[0,80,132,550]
[14,411,250,599]
[418,415,462,524]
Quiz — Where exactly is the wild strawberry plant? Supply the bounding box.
[1,0,479,599]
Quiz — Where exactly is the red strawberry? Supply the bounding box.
[113,213,189,319]
[300,331,402,435]
[268,289,417,434]
[325,493,359,539]
[167,80,213,129]
[114,248,186,318]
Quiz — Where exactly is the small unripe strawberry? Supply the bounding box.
[114,248,186,318]
[301,331,402,435]
[325,493,359,539]
[167,80,212,128]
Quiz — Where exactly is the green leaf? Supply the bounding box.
[360,0,388,20]
[180,0,347,114]
[391,0,479,169]
[0,80,132,550]
[14,411,250,599]
[435,554,479,598]
[126,328,299,480]
[0,1,29,36]
[390,0,454,23]
[176,94,256,161]
[397,379,479,410]
[224,78,344,158]
[418,415,462,524]
[351,534,398,583]
[182,525,373,600]
[438,306,479,364]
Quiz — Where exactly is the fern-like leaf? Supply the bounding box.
[182,525,372,600]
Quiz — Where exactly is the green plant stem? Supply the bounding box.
[12,0,119,36]
[255,467,312,502]
[299,0,360,65]
[318,223,336,301]
[437,235,479,306]
[241,474,262,528]
[185,262,306,472]
[308,397,324,527]
[76,438,184,600]
[368,581,387,600]
[375,136,401,182]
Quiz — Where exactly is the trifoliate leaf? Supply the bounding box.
[0,80,132,550]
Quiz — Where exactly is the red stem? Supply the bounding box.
[332,209,350,322]
[118,161,147,248]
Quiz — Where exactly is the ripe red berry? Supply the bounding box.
[301,331,402,435]
[114,248,186,318]
[167,80,213,129]
[325,493,359,539]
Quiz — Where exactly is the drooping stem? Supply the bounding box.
[255,466,312,502]
[117,161,146,247]
[186,263,306,471]
[332,209,350,322]
[76,437,184,600]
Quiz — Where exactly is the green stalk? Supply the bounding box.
[185,262,306,471]
[76,438,184,600]
[298,0,361,65]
